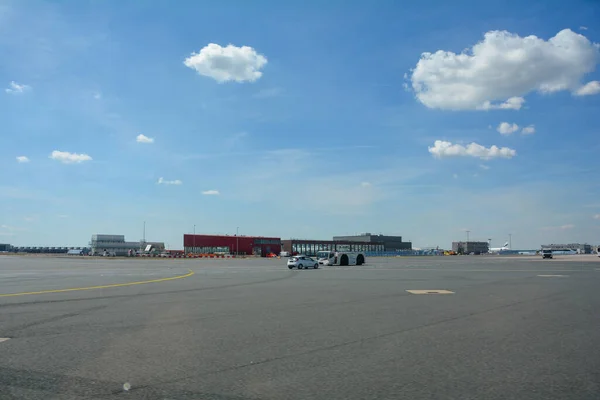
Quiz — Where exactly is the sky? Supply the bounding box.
[1,0,599,249]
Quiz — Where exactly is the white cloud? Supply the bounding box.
[202,190,220,195]
[409,29,600,110]
[477,97,525,111]
[49,151,92,164]
[136,134,154,144]
[542,224,575,231]
[497,122,519,135]
[360,182,372,187]
[93,92,101,100]
[574,80,600,96]
[5,81,31,94]
[479,164,490,170]
[184,43,267,83]
[452,174,458,179]
[16,156,30,163]
[593,214,600,220]
[429,140,517,160]
[157,177,182,185]
[521,125,536,135]
[580,26,588,31]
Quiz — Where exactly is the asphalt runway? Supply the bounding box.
[1,254,600,399]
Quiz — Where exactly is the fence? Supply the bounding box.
[365,250,443,257]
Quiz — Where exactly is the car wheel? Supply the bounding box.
[298,264,303,269]
[288,265,293,269]
[314,263,318,269]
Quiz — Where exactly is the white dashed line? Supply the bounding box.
[406,290,454,294]
[537,275,569,277]
[0,338,10,343]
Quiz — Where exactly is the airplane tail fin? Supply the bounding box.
[504,242,509,248]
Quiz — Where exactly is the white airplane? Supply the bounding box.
[489,241,510,253]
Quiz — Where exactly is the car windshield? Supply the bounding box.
[317,251,329,258]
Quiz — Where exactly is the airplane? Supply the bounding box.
[488,241,510,253]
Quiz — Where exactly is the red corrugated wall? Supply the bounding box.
[183,234,281,256]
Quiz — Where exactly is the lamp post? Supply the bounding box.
[236,227,239,256]
[193,225,196,254]
[509,233,512,249]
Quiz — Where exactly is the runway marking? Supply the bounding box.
[406,290,454,295]
[0,270,195,298]
[537,275,569,277]
[0,338,10,343]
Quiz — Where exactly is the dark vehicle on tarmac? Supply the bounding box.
[542,249,553,259]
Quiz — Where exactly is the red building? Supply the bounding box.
[183,234,281,257]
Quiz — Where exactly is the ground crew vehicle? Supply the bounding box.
[542,249,553,259]
[316,251,365,266]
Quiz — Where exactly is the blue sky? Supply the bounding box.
[1,0,599,249]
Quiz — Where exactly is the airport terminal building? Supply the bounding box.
[333,233,412,251]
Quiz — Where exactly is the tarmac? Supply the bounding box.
[1,254,599,399]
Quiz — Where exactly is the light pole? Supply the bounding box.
[466,230,470,242]
[236,227,239,256]
[509,233,512,249]
[193,225,196,254]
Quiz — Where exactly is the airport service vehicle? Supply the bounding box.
[280,251,291,257]
[287,255,319,269]
[316,251,365,266]
[542,249,553,259]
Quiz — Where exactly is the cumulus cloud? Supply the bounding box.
[521,125,536,135]
[184,43,267,83]
[136,134,154,144]
[409,29,600,110]
[202,190,220,195]
[574,80,600,96]
[428,140,516,160]
[49,151,92,164]
[5,81,31,94]
[497,122,519,135]
[157,177,182,185]
[16,156,30,163]
[477,97,525,111]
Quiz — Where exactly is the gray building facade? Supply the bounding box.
[332,233,412,251]
[90,234,164,256]
[452,241,489,254]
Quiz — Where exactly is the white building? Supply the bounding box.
[90,234,164,256]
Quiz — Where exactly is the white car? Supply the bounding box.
[287,255,319,269]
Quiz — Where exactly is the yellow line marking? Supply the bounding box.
[0,270,194,298]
